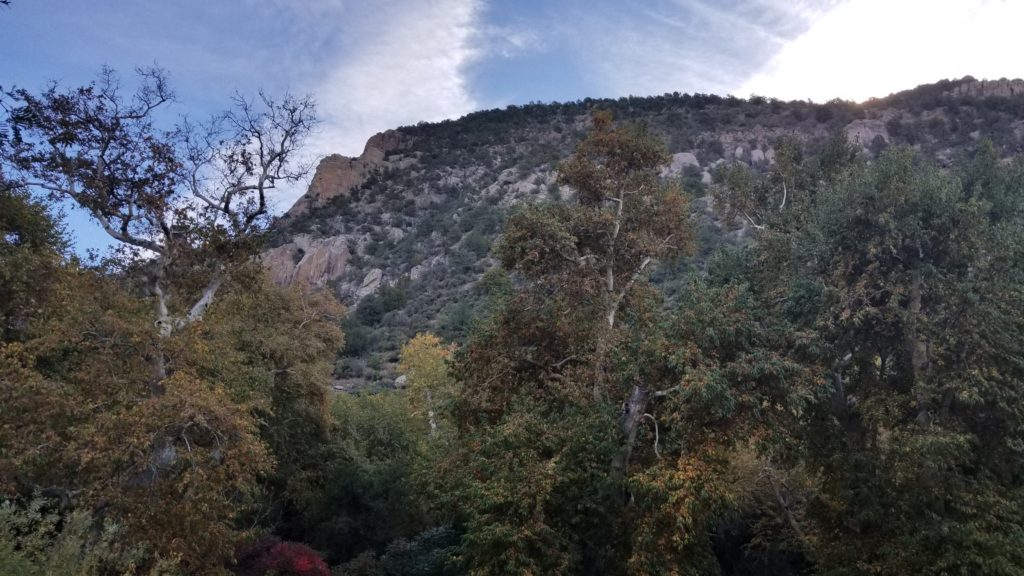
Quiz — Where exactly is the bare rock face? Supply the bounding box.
[362,130,407,163]
[845,118,890,147]
[285,130,411,217]
[951,77,1024,98]
[262,234,350,288]
[357,268,384,298]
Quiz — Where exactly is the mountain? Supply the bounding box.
[263,76,1024,389]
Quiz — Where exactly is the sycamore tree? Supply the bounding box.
[0,68,344,571]
[2,66,316,391]
[399,332,458,439]
[439,112,820,574]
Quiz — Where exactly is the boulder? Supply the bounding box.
[410,254,448,281]
[661,152,699,176]
[497,168,518,185]
[357,268,384,298]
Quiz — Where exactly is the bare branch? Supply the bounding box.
[652,385,682,398]
[643,413,660,458]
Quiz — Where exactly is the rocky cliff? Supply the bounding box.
[285,129,413,217]
[265,76,1024,387]
[951,77,1024,98]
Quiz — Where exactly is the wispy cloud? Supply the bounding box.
[231,0,487,210]
[478,24,545,59]
[556,0,837,98]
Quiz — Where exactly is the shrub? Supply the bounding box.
[234,536,330,576]
[0,497,173,575]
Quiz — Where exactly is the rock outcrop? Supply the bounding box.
[845,118,890,147]
[356,268,384,298]
[951,77,1024,99]
[285,129,411,217]
[262,234,350,288]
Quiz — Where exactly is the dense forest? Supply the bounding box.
[2,67,1024,576]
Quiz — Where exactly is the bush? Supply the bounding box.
[332,526,460,576]
[0,497,174,575]
[234,536,330,576]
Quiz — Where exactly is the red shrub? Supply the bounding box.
[233,536,330,576]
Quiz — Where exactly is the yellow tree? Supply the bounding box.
[398,333,456,439]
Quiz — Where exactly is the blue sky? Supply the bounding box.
[4,0,1024,253]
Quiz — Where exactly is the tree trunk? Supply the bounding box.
[149,274,171,396]
[425,390,437,439]
[611,384,649,487]
[906,273,932,425]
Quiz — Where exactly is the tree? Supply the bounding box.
[398,333,457,439]
[0,69,344,572]
[806,148,1024,574]
[436,112,694,573]
[484,110,694,482]
[0,182,66,341]
[2,66,316,392]
[712,141,1024,573]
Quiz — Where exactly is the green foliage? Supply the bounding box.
[9,69,1024,575]
[436,113,820,574]
[300,392,431,565]
[399,333,458,440]
[0,184,65,342]
[0,497,181,575]
[712,139,1024,574]
[0,265,344,572]
[335,526,460,576]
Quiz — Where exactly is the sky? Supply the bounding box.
[4,0,1024,253]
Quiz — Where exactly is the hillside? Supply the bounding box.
[264,76,1024,388]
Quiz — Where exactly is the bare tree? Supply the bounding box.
[3,66,317,393]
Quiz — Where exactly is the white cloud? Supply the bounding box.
[308,0,482,156]
[260,0,484,211]
[738,0,1024,102]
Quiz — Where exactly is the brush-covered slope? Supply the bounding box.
[264,76,1024,388]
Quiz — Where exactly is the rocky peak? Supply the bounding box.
[284,129,412,218]
[363,129,409,162]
